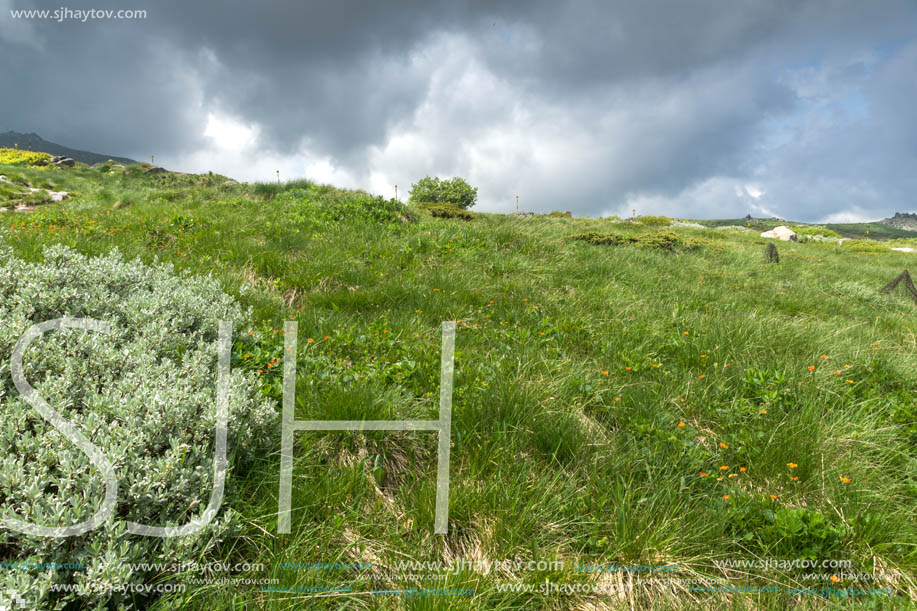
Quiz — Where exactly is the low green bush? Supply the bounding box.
[841,239,890,253]
[282,189,416,227]
[728,501,847,559]
[792,225,842,238]
[417,202,475,221]
[0,240,277,609]
[571,230,706,251]
[636,215,671,226]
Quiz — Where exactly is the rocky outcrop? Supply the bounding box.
[760,225,798,241]
[49,155,76,167]
[880,212,917,231]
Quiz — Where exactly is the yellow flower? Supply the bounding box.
[699,472,708,477]
[739,467,747,472]
[720,465,729,470]
[678,422,686,428]
[307,338,314,343]
[700,354,707,358]
[699,374,706,379]
[790,476,799,481]
[808,365,815,371]
[769,494,777,500]
[614,397,621,402]
[788,463,797,468]
[625,366,632,371]
[719,442,728,449]
[722,494,730,499]
[601,370,609,375]
[840,477,851,483]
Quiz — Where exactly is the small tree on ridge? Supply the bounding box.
[409,176,478,209]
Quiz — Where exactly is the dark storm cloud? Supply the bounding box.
[1,0,916,219]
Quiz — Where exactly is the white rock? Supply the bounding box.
[760,225,798,241]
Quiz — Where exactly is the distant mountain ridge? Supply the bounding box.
[879,212,917,231]
[0,131,137,166]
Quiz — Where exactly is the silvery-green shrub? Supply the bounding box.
[0,238,277,609]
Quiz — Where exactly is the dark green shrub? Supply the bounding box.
[572,230,706,251]
[408,176,478,209]
[418,202,475,221]
[572,232,628,246]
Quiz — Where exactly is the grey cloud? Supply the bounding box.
[1,0,915,220]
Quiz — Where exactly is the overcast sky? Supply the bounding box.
[2,1,915,221]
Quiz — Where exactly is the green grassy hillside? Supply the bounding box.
[0,131,137,165]
[1,161,915,609]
